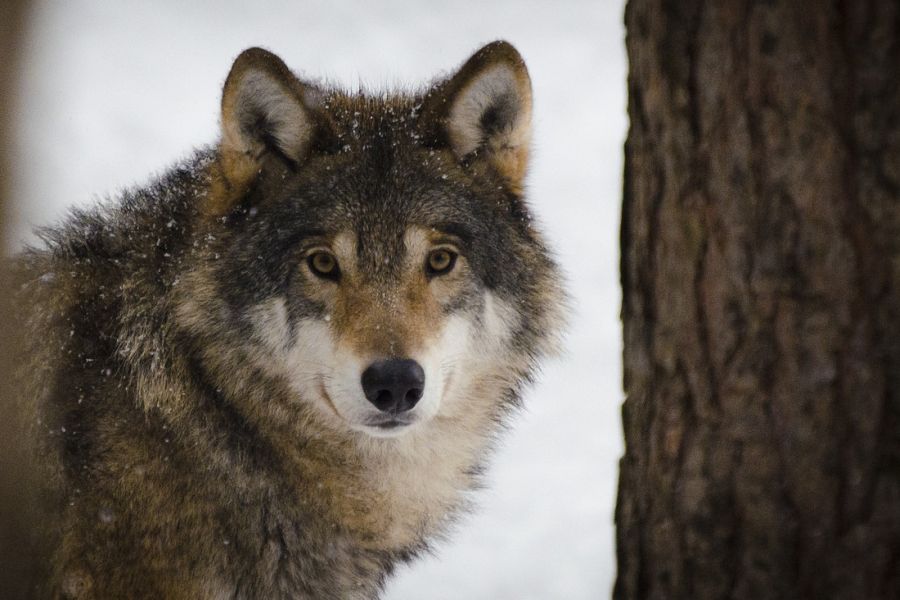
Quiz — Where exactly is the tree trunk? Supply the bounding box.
[616,1,900,599]
[0,2,37,597]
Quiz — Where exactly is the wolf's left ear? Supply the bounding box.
[419,41,533,192]
[210,47,320,214]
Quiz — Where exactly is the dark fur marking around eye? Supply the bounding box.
[430,222,474,246]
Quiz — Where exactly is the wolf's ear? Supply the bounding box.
[419,41,533,193]
[210,47,319,214]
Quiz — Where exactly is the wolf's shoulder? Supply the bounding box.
[14,148,215,293]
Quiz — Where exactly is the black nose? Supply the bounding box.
[361,359,425,414]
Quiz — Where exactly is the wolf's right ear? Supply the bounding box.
[210,47,319,215]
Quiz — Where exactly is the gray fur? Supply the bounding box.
[11,42,564,599]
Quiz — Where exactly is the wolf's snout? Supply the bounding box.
[361,359,425,414]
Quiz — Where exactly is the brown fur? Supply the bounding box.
[11,42,564,599]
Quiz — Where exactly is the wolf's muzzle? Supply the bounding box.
[361,359,425,414]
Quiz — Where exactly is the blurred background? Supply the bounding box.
[8,1,626,597]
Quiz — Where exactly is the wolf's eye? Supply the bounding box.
[426,248,457,277]
[307,251,340,281]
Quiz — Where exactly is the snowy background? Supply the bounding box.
[9,1,626,597]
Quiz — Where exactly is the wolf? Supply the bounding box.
[11,41,565,598]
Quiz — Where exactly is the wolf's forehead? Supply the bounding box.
[324,93,420,135]
[333,226,434,271]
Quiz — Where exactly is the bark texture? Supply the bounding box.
[617,1,900,598]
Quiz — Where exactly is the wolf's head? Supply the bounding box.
[175,43,564,440]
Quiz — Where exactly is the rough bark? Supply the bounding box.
[617,1,900,598]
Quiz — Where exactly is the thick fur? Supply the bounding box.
[12,41,565,599]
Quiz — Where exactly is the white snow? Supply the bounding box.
[10,1,627,597]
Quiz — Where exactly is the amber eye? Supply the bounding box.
[307,251,340,280]
[426,248,457,276]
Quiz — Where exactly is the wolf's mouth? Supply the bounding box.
[367,417,413,430]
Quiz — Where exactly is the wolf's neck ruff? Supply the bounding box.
[16,42,565,598]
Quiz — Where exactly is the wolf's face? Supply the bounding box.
[220,137,540,439]
[250,220,519,438]
[178,44,563,440]
[285,226,474,437]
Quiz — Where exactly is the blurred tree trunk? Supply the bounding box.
[616,1,900,599]
[0,1,35,597]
